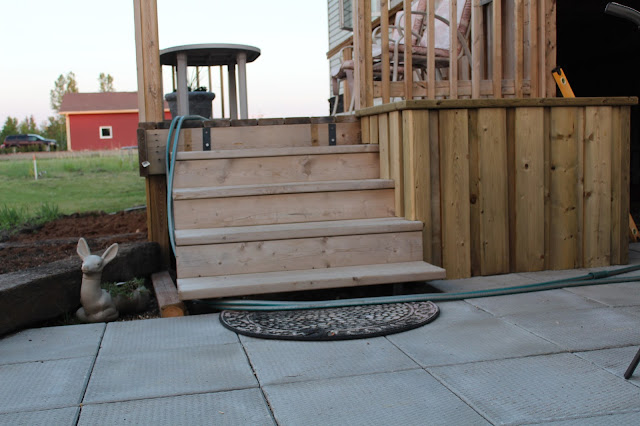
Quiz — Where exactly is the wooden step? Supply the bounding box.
[175,218,423,245]
[173,189,395,229]
[177,261,446,300]
[176,231,424,278]
[173,145,380,188]
[173,179,394,200]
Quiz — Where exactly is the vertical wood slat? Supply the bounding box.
[134,0,170,265]
[378,114,390,179]
[528,0,539,97]
[427,0,436,99]
[492,0,503,98]
[513,107,545,271]
[583,107,612,267]
[404,0,414,100]
[381,0,391,104]
[474,108,509,275]
[429,111,442,266]
[611,106,631,264]
[548,107,580,270]
[389,111,404,217]
[440,109,471,278]
[449,0,459,100]
[543,106,552,269]
[514,0,524,98]
[469,110,482,274]
[355,0,373,109]
[342,48,353,111]
[471,0,483,99]
[369,115,380,145]
[402,110,430,223]
[545,0,557,97]
[361,116,371,144]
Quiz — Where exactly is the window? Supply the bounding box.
[99,126,113,139]
[339,0,353,31]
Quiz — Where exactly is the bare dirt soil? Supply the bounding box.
[0,209,148,275]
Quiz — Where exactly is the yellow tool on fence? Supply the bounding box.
[552,66,639,242]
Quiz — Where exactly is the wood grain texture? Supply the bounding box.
[548,107,580,269]
[583,107,612,267]
[176,231,424,278]
[174,189,396,229]
[177,262,446,300]
[173,152,381,188]
[151,271,186,317]
[513,107,545,271]
[439,109,471,278]
[389,111,404,217]
[378,113,391,179]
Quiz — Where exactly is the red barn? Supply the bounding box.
[59,92,170,151]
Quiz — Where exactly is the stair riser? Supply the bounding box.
[173,153,380,188]
[173,189,396,229]
[176,231,424,278]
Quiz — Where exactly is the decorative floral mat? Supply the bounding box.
[220,301,439,341]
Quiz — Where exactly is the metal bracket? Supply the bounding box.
[203,128,211,151]
[329,123,337,146]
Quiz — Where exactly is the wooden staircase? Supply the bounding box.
[171,127,445,300]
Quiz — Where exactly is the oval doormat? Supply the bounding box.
[219,301,439,341]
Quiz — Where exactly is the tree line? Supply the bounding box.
[0,72,115,151]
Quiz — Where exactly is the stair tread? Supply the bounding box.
[175,144,379,161]
[173,179,395,200]
[177,261,446,300]
[175,217,423,246]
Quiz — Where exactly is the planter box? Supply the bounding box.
[165,91,216,119]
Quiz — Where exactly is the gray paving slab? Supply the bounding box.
[467,289,605,317]
[99,313,237,355]
[387,301,561,367]
[78,389,274,426]
[0,323,104,365]
[240,335,418,385]
[0,407,79,426]
[516,268,592,282]
[429,353,640,425]
[0,356,94,414]
[430,273,537,293]
[503,307,640,351]
[565,282,640,307]
[83,343,257,404]
[263,369,490,425]
[575,346,640,386]
[523,410,640,425]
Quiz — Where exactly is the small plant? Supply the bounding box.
[0,202,61,232]
[102,277,148,300]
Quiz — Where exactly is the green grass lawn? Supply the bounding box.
[0,152,146,229]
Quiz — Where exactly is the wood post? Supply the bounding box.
[134,0,170,266]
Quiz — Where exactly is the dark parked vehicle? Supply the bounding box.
[1,134,58,151]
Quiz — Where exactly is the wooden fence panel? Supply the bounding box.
[583,107,612,267]
[440,109,471,278]
[513,107,545,271]
[548,107,581,270]
[470,108,509,275]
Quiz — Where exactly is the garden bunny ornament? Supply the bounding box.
[76,238,119,322]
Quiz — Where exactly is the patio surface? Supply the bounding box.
[2,245,640,425]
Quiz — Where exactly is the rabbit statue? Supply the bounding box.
[75,238,120,323]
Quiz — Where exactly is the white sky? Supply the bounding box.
[0,0,330,126]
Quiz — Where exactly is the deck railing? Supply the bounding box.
[344,0,556,109]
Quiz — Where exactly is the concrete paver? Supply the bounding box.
[83,343,257,404]
[0,407,79,426]
[467,289,605,317]
[78,389,275,426]
[388,301,562,367]
[0,357,94,414]
[502,307,640,351]
[99,313,238,355]
[3,266,640,424]
[239,335,419,385]
[263,369,490,425]
[429,353,640,425]
[0,323,104,365]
